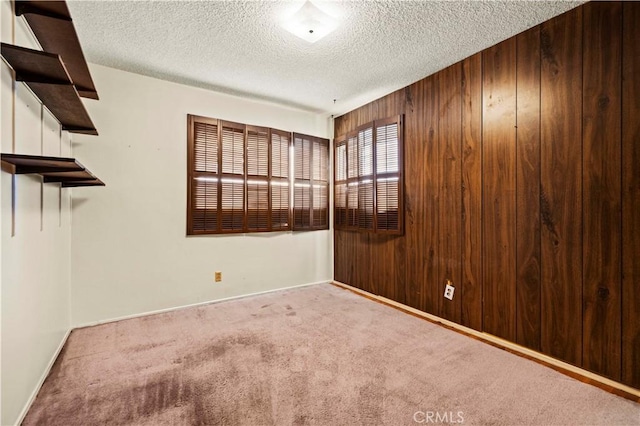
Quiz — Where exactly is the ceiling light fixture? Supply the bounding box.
[281,1,338,43]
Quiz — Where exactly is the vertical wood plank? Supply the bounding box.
[334,231,344,283]
[334,112,351,140]
[358,233,372,294]
[540,7,583,366]
[622,0,640,389]
[346,233,357,289]
[376,237,398,300]
[333,230,345,282]
[370,91,406,302]
[516,26,542,351]
[394,237,407,305]
[424,74,440,315]
[359,104,374,128]
[438,63,463,324]
[404,81,427,310]
[336,232,351,287]
[461,53,483,331]
[394,89,408,305]
[582,1,622,380]
[371,99,381,122]
[482,38,517,340]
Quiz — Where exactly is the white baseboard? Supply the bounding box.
[73,280,330,330]
[15,328,72,426]
[332,280,640,400]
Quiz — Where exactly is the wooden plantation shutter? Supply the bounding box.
[375,116,403,233]
[220,121,245,232]
[346,132,359,229]
[246,125,269,232]
[312,137,329,228]
[188,114,327,235]
[293,134,311,229]
[333,115,403,234]
[270,129,291,230]
[357,125,375,230]
[188,115,220,234]
[293,133,329,230]
[334,139,347,228]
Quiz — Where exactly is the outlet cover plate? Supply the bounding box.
[444,284,455,300]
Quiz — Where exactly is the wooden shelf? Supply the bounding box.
[61,179,104,188]
[3,2,103,192]
[1,153,105,187]
[1,43,98,135]
[42,169,104,187]
[1,153,83,174]
[15,0,99,100]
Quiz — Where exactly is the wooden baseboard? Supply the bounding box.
[331,281,640,403]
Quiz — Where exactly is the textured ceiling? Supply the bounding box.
[68,1,582,115]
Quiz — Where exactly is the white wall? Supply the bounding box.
[1,3,73,424]
[70,64,332,326]
[1,11,332,422]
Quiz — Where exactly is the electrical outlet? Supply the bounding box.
[215,272,222,282]
[444,280,455,300]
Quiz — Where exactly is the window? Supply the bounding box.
[293,133,329,230]
[187,115,328,235]
[334,115,403,234]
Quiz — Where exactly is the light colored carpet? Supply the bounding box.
[24,284,640,425]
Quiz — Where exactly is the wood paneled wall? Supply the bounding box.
[333,2,640,389]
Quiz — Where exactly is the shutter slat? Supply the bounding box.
[222,126,244,175]
[247,179,269,231]
[312,137,328,228]
[313,183,328,228]
[347,135,358,179]
[358,127,373,177]
[193,177,218,232]
[335,140,347,229]
[293,134,311,229]
[320,144,328,182]
[375,119,401,232]
[313,141,321,181]
[347,182,358,228]
[335,183,347,227]
[294,184,311,228]
[270,130,290,231]
[271,132,290,178]
[376,123,399,174]
[194,121,218,173]
[221,179,244,231]
[190,116,220,234]
[377,178,399,231]
[271,179,289,230]
[335,142,347,181]
[358,179,374,230]
[219,123,245,232]
[247,128,269,177]
[294,136,310,180]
